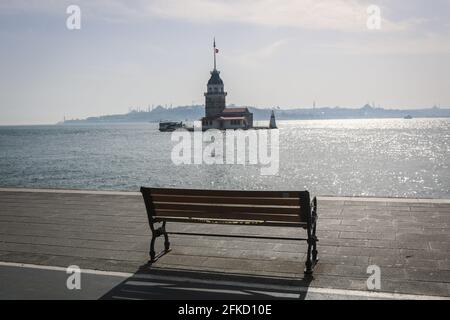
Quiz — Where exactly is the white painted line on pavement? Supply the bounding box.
[0,261,133,278]
[1,261,448,300]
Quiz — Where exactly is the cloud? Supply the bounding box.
[145,0,426,33]
[1,0,447,55]
[148,0,370,31]
[330,33,450,55]
[0,0,421,32]
[228,39,289,66]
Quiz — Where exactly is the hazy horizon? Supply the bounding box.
[1,0,450,125]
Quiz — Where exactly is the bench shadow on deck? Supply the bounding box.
[100,264,313,300]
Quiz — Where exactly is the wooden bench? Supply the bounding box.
[140,187,319,274]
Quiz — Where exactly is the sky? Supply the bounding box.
[0,0,449,125]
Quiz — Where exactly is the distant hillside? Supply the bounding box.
[63,104,450,124]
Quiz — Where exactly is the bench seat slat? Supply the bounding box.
[153,202,301,216]
[150,188,305,199]
[150,194,300,206]
[153,209,302,223]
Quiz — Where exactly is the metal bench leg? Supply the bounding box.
[149,222,157,262]
[150,234,156,262]
[162,221,171,252]
[312,222,318,263]
[305,234,318,274]
[305,197,318,274]
[305,237,314,274]
[312,197,319,263]
[149,221,170,262]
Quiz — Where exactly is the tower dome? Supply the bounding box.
[207,70,223,85]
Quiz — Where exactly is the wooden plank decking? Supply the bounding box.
[0,188,449,298]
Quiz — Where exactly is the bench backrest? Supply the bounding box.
[140,187,311,227]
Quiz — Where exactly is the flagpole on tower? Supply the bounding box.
[213,37,217,70]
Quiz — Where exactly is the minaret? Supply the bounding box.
[269,110,277,129]
[204,38,227,118]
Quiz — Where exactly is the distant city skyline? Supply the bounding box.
[61,104,450,125]
[1,0,450,125]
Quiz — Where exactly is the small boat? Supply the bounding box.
[404,115,413,119]
[159,121,184,132]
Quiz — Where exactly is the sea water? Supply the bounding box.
[0,118,448,198]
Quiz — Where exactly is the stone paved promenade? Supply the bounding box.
[0,188,449,299]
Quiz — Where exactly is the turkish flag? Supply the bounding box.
[215,48,219,53]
